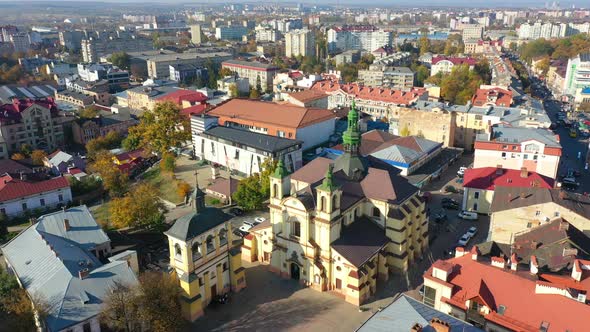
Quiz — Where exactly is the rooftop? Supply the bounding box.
[463,167,554,191]
[222,59,279,71]
[331,217,389,267]
[0,174,70,201]
[490,187,590,217]
[476,126,561,148]
[432,55,478,66]
[202,126,302,153]
[310,82,427,105]
[0,84,56,104]
[207,99,337,130]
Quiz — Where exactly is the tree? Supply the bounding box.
[78,106,99,119]
[109,183,165,229]
[228,83,238,98]
[232,158,276,210]
[219,67,234,77]
[135,272,185,332]
[0,268,47,332]
[535,56,551,76]
[108,52,131,70]
[10,153,25,161]
[19,144,32,157]
[473,59,492,85]
[177,181,191,200]
[519,38,554,63]
[86,131,123,160]
[88,151,128,197]
[400,125,411,137]
[30,150,47,166]
[100,281,140,332]
[249,87,260,99]
[419,35,431,55]
[126,101,190,155]
[255,75,262,93]
[160,152,176,173]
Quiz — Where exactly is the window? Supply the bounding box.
[474,192,480,199]
[223,262,228,271]
[277,130,286,138]
[219,229,227,246]
[83,323,91,332]
[210,142,215,155]
[175,244,182,257]
[332,195,338,209]
[423,286,437,307]
[292,221,301,237]
[372,207,380,217]
[523,154,529,160]
[502,145,508,150]
[192,242,202,260]
[501,152,506,158]
[58,194,63,202]
[554,211,560,217]
[198,277,203,286]
[535,210,541,216]
[0,208,5,216]
[40,198,45,206]
[473,203,478,211]
[273,183,279,198]
[206,235,215,254]
[234,149,239,159]
[320,196,326,212]
[22,203,27,211]
[533,155,538,161]
[527,222,532,228]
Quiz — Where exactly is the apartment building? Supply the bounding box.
[55,90,95,108]
[490,187,590,244]
[327,25,392,52]
[221,60,279,92]
[460,24,484,40]
[431,56,477,76]
[564,53,590,96]
[190,24,202,44]
[471,87,513,107]
[146,51,232,79]
[255,25,280,42]
[358,65,415,89]
[242,106,428,306]
[165,189,245,321]
[473,126,561,179]
[65,79,111,106]
[72,106,137,145]
[169,64,207,83]
[0,98,67,160]
[423,250,590,330]
[463,39,503,55]
[9,33,31,53]
[81,33,154,63]
[285,29,315,58]
[207,99,337,150]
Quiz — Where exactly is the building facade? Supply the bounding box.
[327,25,392,53]
[285,29,315,58]
[221,60,280,92]
[0,175,72,217]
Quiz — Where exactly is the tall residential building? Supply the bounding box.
[285,29,315,58]
[461,24,484,40]
[327,25,392,53]
[10,33,31,53]
[81,34,154,63]
[0,25,18,42]
[564,53,590,96]
[255,25,280,42]
[358,65,415,89]
[190,24,202,44]
[59,30,85,51]
[221,60,280,91]
[241,104,428,306]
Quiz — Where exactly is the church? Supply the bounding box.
[242,101,428,306]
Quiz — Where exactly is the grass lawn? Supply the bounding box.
[92,202,112,228]
[142,168,185,205]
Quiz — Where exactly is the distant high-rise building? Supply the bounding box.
[190,25,202,44]
[215,26,248,41]
[285,29,315,58]
[10,33,31,53]
[327,25,392,53]
[81,33,154,63]
[0,25,18,43]
[59,30,85,51]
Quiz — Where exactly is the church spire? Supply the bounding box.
[318,164,337,191]
[342,99,361,155]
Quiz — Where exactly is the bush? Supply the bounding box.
[177,181,191,199]
[210,198,221,205]
[160,152,176,174]
[445,185,457,193]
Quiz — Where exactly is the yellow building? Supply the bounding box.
[165,186,246,321]
[242,102,428,306]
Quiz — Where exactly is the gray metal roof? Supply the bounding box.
[0,85,56,104]
[1,206,137,332]
[477,126,561,148]
[356,294,483,332]
[202,126,302,154]
[35,205,110,251]
[48,151,74,167]
[165,205,233,241]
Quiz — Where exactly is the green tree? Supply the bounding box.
[108,52,131,70]
[160,152,176,173]
[255,75,262,93]
[109,183,165,229]
[228,83,238,98]
[232,174,266,210]
[249,87,260,99]
[519,39,554,63]
[78,106,99,119]
[135,272,185,332]
[86,131,123,160]
[126,101,191,155]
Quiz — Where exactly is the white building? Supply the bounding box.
[327,26,392,53]
[564,53,590,96]
[193,122,303,176]
[0,174,72,217]
[255,25,280,42]
[285,29,315,58]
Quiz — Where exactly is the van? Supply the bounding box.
[458,211,478,220]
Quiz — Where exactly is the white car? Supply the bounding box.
[239,224,253,233]
[466,226,478,237]
[243,220,257,227]
[457,167,467,177]
[457,234,472,246]
[255,217,266,223]
[458,211,478,220]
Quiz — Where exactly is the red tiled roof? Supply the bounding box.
[207,99,337,130]
[0,175,70,201]
[156,89,207,105]
[310,82,427,105]
[432,55,478,66]
[206,177,239,198]
[463,167,554,191]
[471,87,513,107]
[180,104,208,118]
[424,255,590,331]
[114,149,145,162]
[286,90,328,103]
[0,98,58,123]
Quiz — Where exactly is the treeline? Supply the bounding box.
[519,34,590,63]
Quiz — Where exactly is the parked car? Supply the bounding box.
[232,229,247,238]
[239,224,253,233]
[442,201,460,210]
[458,211,478,220]
[441,197,459,205]
[561,178,580,190]
[457,167,467,177]
[466,226,478,237]
[457,234,472,246]
[228,207,244,216]
[432,210,447,223]
[255,217,266,223]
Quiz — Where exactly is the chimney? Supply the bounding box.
[470,246,479,261]
[510,253,518,271]
[495,166,503,175]
[79,268,90,279]
[64,219,70,231]
[455,247,467,258]
[410,323,423,332]
[520,167,528,178]
[530,255,539,274]
[491,256,506,269]
[430,318,451,332]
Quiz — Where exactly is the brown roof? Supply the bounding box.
[286,90,328,103]
[490,187,590,218]
[206,177,239,198]
[290,157,333,184]
[331,217,389,267]
[207,99,337,129]
[250,219,271,232]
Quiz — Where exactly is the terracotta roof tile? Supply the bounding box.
[463,167,554,191]
[310,82,427,105]
[0,175,70,201]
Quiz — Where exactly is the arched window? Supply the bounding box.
[320,196,326,212]
[273,183,279,198]
[206,235,215,254]
[192,242,202,261]
[332,195,338,210]
[174,244,182,257]
[219,229,227,246]
[292,221,301,237]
